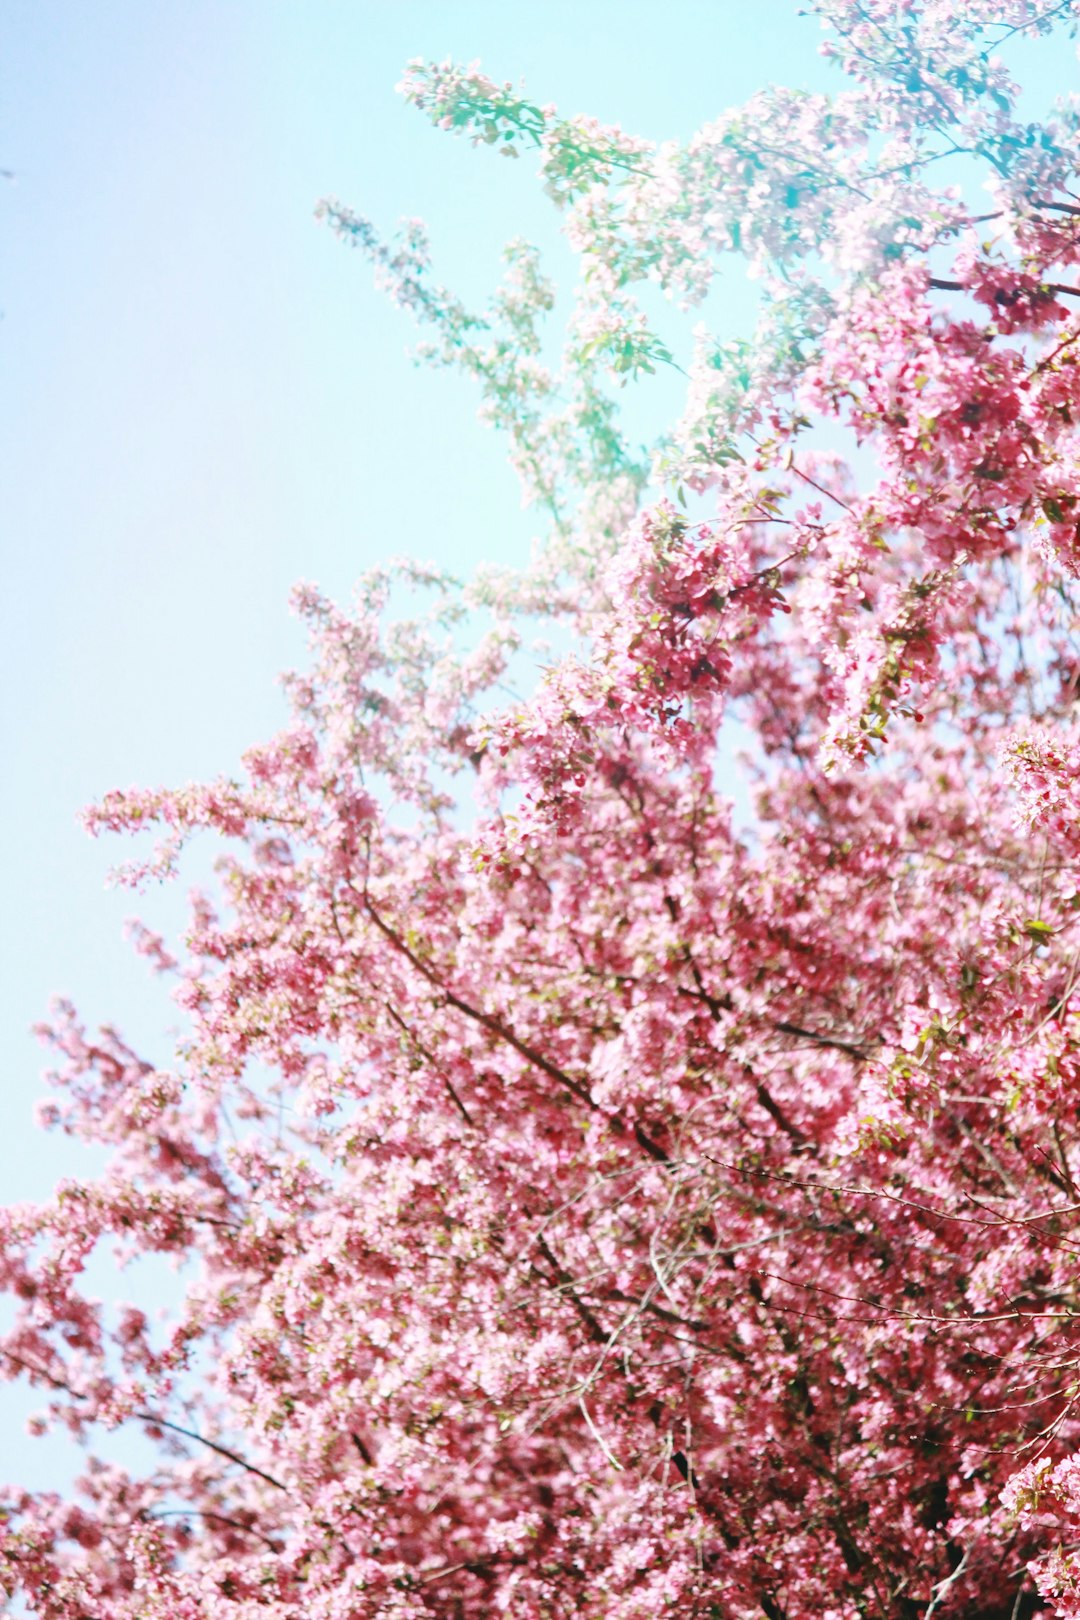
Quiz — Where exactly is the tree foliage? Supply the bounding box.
[9,3,1080,1615]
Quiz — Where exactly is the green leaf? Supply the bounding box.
[1023,918,1055,940]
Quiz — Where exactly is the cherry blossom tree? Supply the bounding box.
[10,2,1080,1615]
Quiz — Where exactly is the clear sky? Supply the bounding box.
[0,0,1073,1489]
[0,1,845,1487]
[1,0,842,1200]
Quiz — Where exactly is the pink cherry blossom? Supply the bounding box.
[11,3,1080,1615]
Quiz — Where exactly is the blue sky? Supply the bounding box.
[0,1,841,1491]
[2,0,1076,1491]
[1,1,841,1206]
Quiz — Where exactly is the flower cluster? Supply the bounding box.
[11,3,1080,1617]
